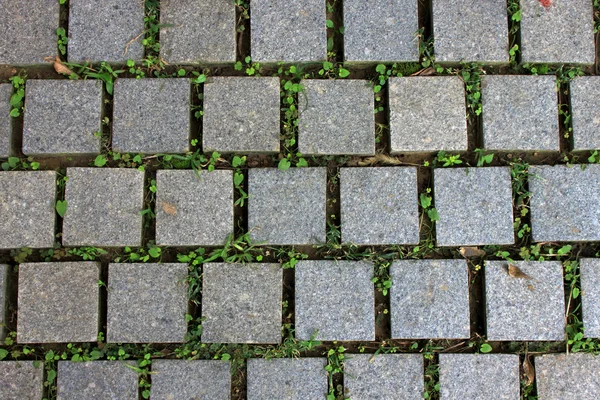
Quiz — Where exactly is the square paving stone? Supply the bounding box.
[0,171,56,249]
[390,259,470,339]
[0,361,44,400]
[248,168,326,245]
[63,168,144,247]
[340,167,419,245]
[17,262,99,343]
[434,167,514,247]
[485,261,565,341]
[344,354,424,399]
[0,84,11,158]
[432,0,509,63]
[295,260,374,341]
[389,76,467,152]
[202,77,280,153]
[570,76,600,150]
[482,75,558,151]
[23,80,102,156]
[439,354,520,400]
[107,263,187,343]
[299,80,375,155]
[579,258,600,338]
[536,353,600,399]
[156,170,233,246]
[251,0,326,63]
[0,0,59,65]
[529,164,600,242]
[201,263,282,344]
[112,78,190,154]
[68,0,144,62]
[0,264,6,341]
[160,0,236,64]
[520,0,595,64]
[343,0,418,62]
[151,360,231,399]
[57,361,138,400]
[247,358,328,400]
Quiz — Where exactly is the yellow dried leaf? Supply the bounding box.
[507,264,533,280]
[358,154,403,166]
[53,56,76,77]
[161,202,177,216]
[459,246,486,258]
[523,356,535,386]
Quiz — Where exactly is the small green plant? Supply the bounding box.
[420,188,439,222]
[318,61,350,78]
[234,0,250,32]
[422,342,442,399]
[435,150,462,167]
[474,148,494,167]
[507,0,521,66]
[143,0,160,55]
[9,74,25,117]
[56,27,68,56]
[55,200,68,217]
[1,156,40,171]
[372,262,392,296]
[68,247,108,261]
[270,247,309,269]
[64,61,124,94]
[232,155,249,207]
[460,63,484,118]
[234,56,261,76]
[126,59,145,79]
[325,344,345,400]
[279,67,308,170]
[114,243,162,263]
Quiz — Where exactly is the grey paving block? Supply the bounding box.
[344,354,424,400]
[112,78,190,154]
[579,258,600,338]
[156,170,233,246]
[0,0,58,64]
[432,0,508,63]
[536,353,600,399]
[0,171,56,249]
[439,354,520,400]
[343,0,418,62]
[0,265,6,341]
[570,76,600,150]
[485,261,565,341]
[295,260,374,341]
[201,263,282,344]
[23,80,102,155]
[434,167,514,247]
[520,0,595,64]
[247,358,328,400]
[299,80,375,155]
[390,259,470,339]
[529,164,600,242]
[57,361,138,400]
[251,0,326,63]
[63,168,144,247]
[107,263,188,343]
[0,361,44,400]
[389,76,467,152]
[68,0,144,63]
[0,84,11,158]
[248,168,326,245]
[202,77,280,153]
[482,75,558,151]
[340,167,419,245]
[17,262,99,343]
[151,360,231,400]
[160,0,236,64]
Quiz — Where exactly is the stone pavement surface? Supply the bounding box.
[1,0,600,399]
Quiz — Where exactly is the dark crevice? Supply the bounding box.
[470,260,486,338]
[233,168,248,237]
[58,0,70,61]
[231,362,247,400]
[326,0,344,63]
[282,268,295,336]
[326,165,340,242]
[506,0,522,67]
[558,82,574,154]
[98,262,109,339]
[374,82,390,154]
[235,0,251,62]
[418,0,433,41]
[141,169,157,246]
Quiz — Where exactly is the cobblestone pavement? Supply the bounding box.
[1,0,600,399]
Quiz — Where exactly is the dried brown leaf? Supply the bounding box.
[161,202,177,216]
[53,56,77,77]
[358,154,403,166]
[523,356,535,386]
[507,264,533,280]
[459,246,486,258]
[412,67,435,76]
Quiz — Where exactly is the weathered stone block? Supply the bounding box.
[63,168,144,247]
[485,261,565,341]
[112,78,190,153]
[0,84,11,158]
[151,360,231,400]
[23,80,102,155]
[57,361,138,400]
[202,77,280,153]
[0,361,44,399]
[536,353,600,399]
[107,263,188,343]
[340,167,419,245]
[299,80,375,155]
[295,260,374,341]
[248,168,326,245]
[434,167,514,246]
[390,259,470,339]
[389,76,467,152]
[570,76,600,150]
[201,263,282,344]
[579,258,600,338]
[0,171,56,249]
[0,264,7,341]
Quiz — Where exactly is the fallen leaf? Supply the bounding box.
[358,154,403,166]
[412,67,435,76]
[507,264,533,280]
[539,0,552,8]
[459,246,486,258]
[52,56,77,77]
[161,202,177,216]
[523,356,535,386]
